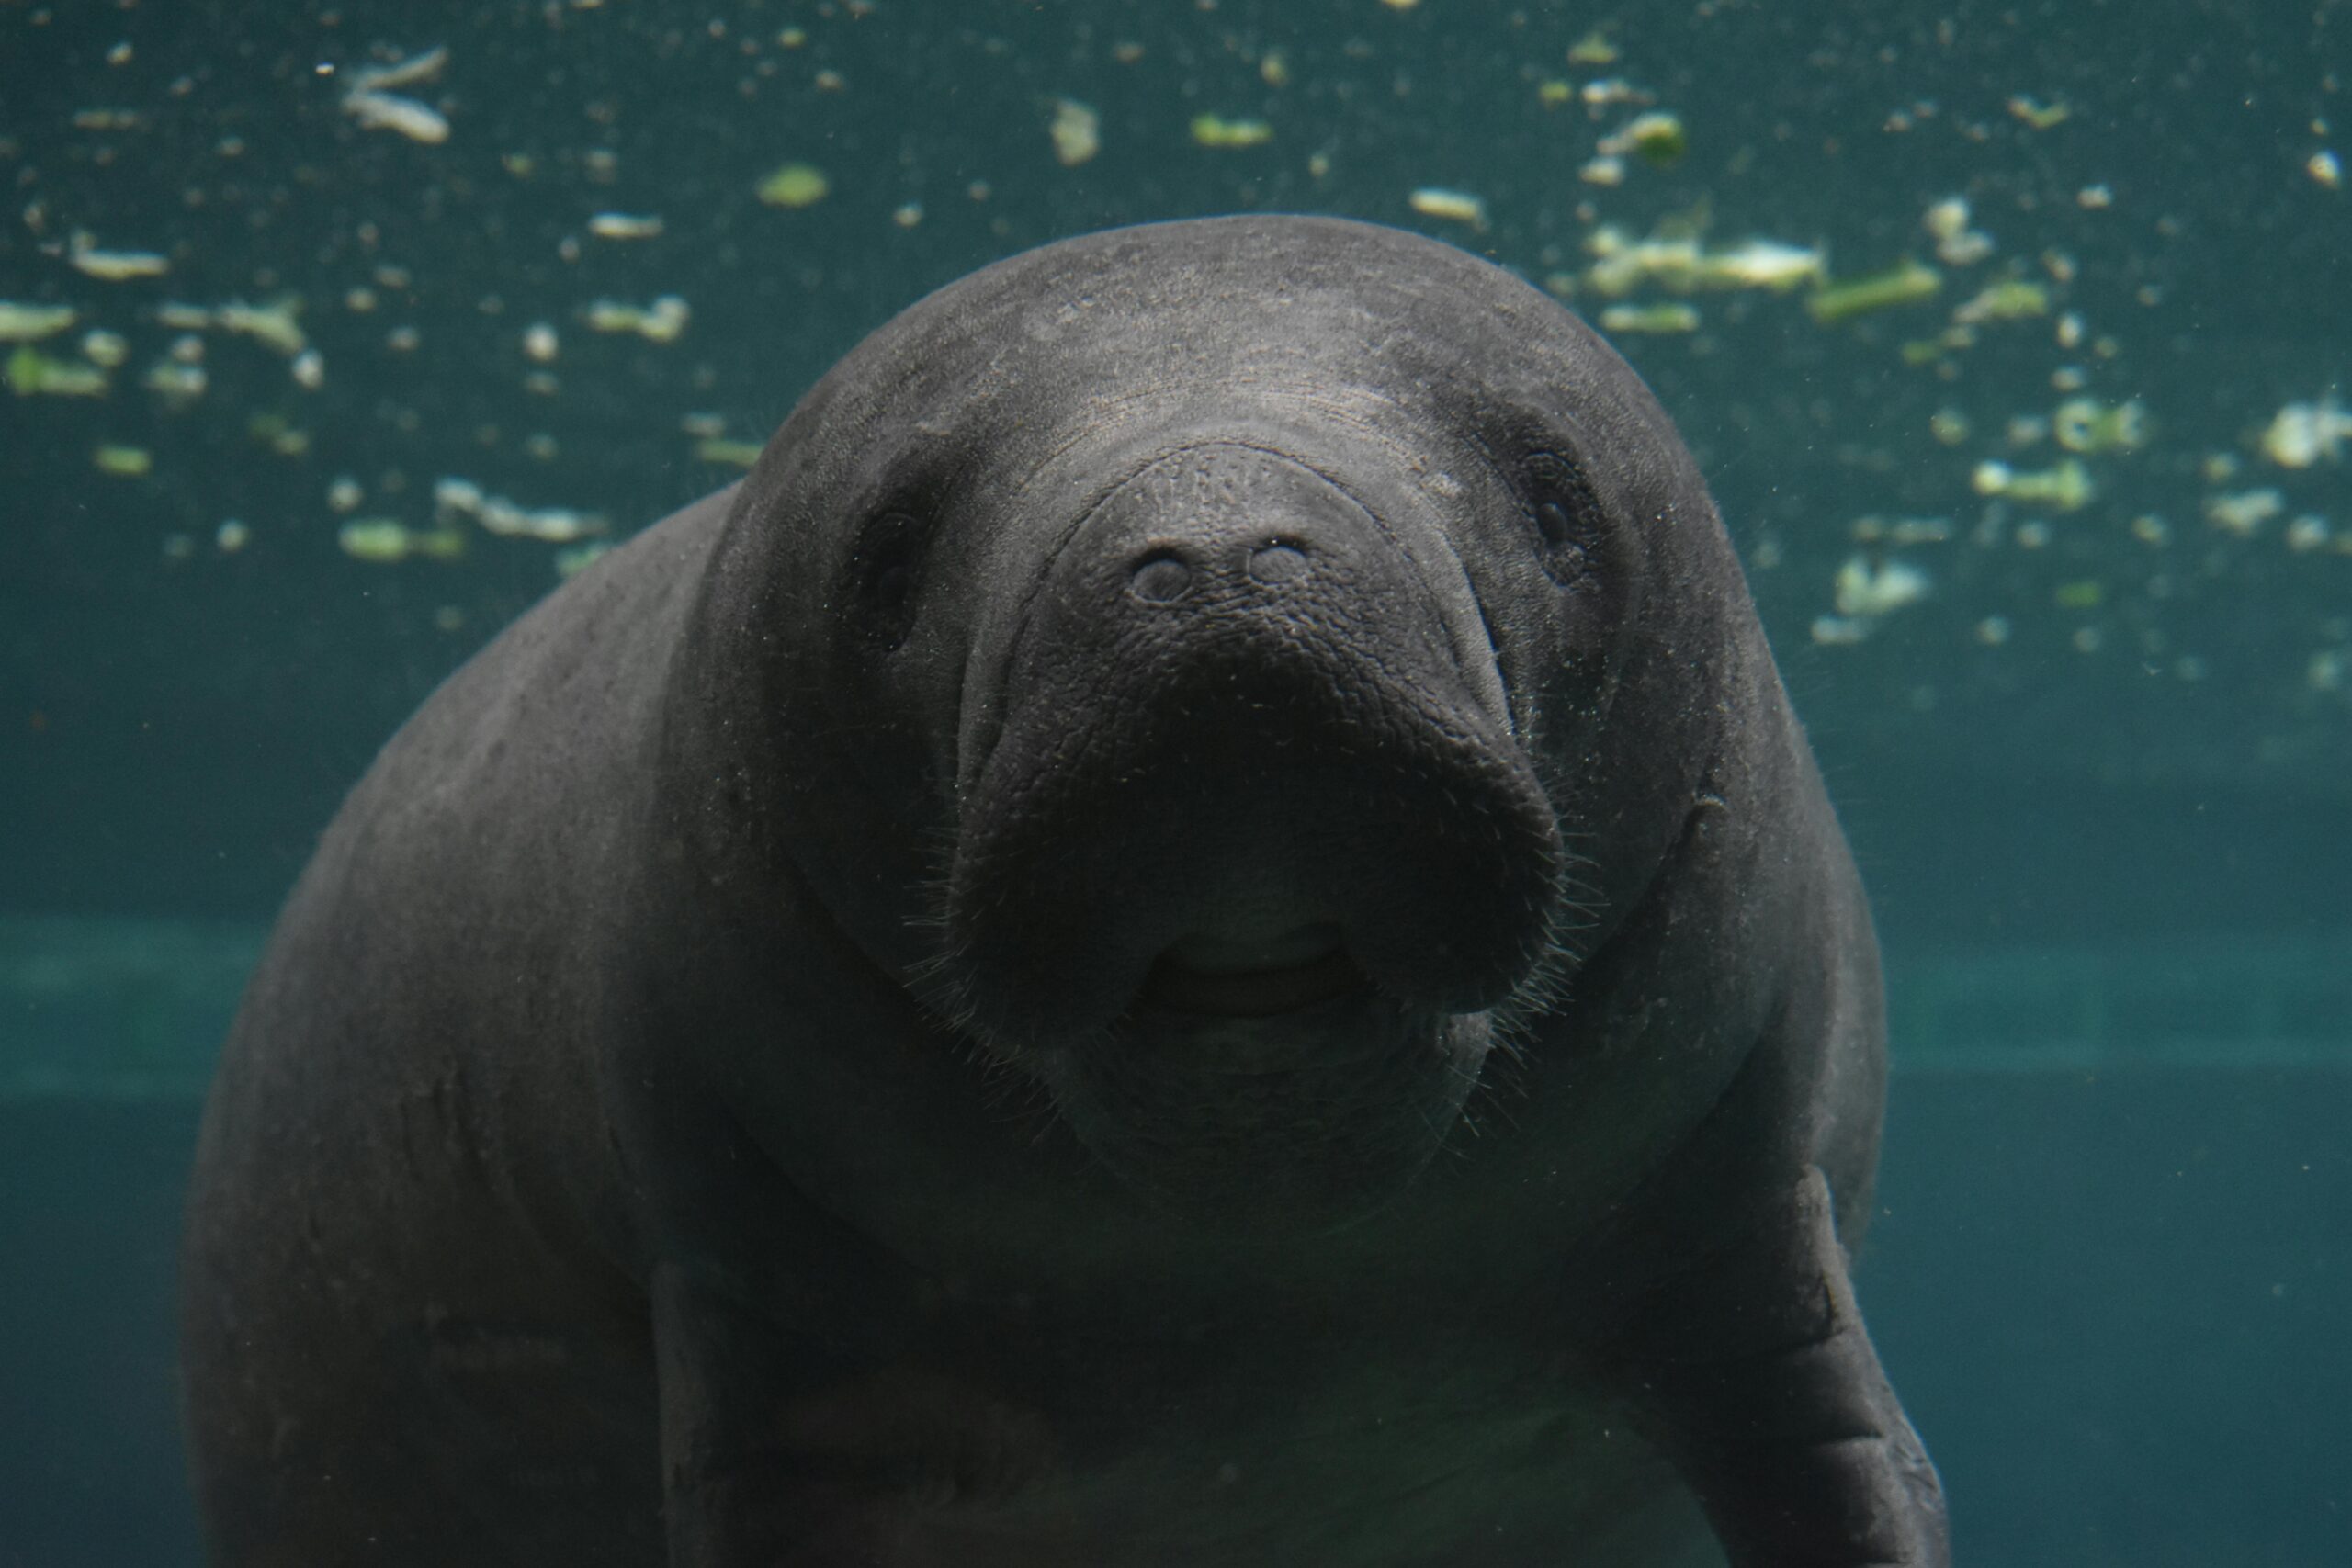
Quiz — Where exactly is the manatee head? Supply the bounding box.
[686,216,1748,1231]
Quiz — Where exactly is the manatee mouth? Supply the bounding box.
[1137,921,1373,1017]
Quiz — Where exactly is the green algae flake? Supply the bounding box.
[695,437,764,468]
[0,301,77,343]
[1190,114,1273,149]
[7,344,107,397]
[756,162,830,209]
[1807,257,1943,326]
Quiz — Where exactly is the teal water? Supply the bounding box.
[2,3,2346,1563]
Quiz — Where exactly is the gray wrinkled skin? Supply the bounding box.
[181,216,1949,1568]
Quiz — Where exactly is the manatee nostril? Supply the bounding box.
[1129,551,1193,603]
[1246,542,1309,584]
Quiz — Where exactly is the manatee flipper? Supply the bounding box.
[1612,1168,1951,1568]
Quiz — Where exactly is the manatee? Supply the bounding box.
[180,215,1948,1567]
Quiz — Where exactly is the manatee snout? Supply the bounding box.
[944,443,1565,1062]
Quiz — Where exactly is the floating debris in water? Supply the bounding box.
[2284,514,2333,553]
[344,90,449,144]
[1707,239,1830,291]
[345,44,448,95]
[2052,398,2147,455]
[2007,94,2070,130]
[1833,555,1931,619]
[2258,397,2350,468]
[2203,488,2283,536]
[1190,114,1272,149]
[1408,187,1488,230]
[756,162,830,208]
[342,45,451,144]
[153,298,308,355]
[339,518,466,563]
[1902,329,1969,369]
[142,361,209,401]
[1600,302,1701,334]
[72,107,146,131]
[0,5,2333,770]
[142,357,207,404]
[695,438,764,468]
[68,232,168,280]
[1807,258,1941,325]
[1567,29,1620,66]
[0,302,76,342]
[6,344,107,396]
[1050,98,1101,166]
[587,213,664,240]
[1973,457,2093,509]
[1923,197,1994,265]
[1949,277,2050,326]
[583,295,689,342]
[1588,236,1690,297]
[1581,78,1651,109]
[1851,516,1952,546]
[1598,111,1687,168]
[435,476,606,542]
[1586,229,1827,296]
[93,444,153,477]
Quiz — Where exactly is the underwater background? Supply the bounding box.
[1,1,2345,1562]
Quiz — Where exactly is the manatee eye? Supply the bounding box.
[1533,500,1577,551]
[1522,451,1600,587]
[846,510,929,649]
